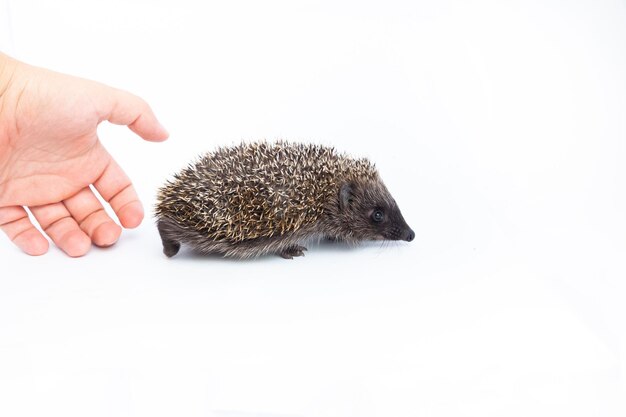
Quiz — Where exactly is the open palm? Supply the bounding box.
[0,57,168,256]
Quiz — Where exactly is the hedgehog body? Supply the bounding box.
[155,141,414,259]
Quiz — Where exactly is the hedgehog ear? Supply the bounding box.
[339,182,355,211]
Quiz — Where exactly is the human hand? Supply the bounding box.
[0,54,168,256]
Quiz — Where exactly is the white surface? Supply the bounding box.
[1,1,626,416]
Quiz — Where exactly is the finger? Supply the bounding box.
[63,187,122,247]
[93,159,144,229]
[29,203,91,257]
[103,88,169,142]
[0,206,49,256]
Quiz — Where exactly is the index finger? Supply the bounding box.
[93,158,144,229]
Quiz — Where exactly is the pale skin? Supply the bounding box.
[0,53,168,256]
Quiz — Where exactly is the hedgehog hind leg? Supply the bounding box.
[157,218,181,257]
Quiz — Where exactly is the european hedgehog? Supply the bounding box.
[155,141,414,259]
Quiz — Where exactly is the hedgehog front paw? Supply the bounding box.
[279,245,307,259]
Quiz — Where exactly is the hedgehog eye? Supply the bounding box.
[372,209,384,223]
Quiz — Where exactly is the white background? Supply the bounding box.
[1,1,626,416]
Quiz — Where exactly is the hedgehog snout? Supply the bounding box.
[382,223,414,242]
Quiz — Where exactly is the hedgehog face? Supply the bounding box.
[336,179,414,242]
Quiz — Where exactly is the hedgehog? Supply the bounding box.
[155,141,414,259]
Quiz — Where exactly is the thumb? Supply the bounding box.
[103,88,169,142]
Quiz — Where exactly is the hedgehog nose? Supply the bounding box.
[405,229,415,242]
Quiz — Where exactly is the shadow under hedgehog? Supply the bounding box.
[155,141,414,259]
